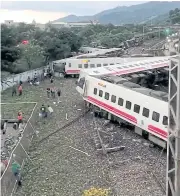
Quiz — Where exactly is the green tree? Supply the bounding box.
[20,41,45,69]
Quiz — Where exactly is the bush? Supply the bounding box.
[83,187,110,196]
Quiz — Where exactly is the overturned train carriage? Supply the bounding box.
[52,56,163,77]
[76,57,171,148]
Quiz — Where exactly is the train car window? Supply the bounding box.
[126,101,132,110]
[111,95,116,103]
[163,116,168,125]
[117,67,122,69]
[134,104,140,113]
[142,108,149,118]
[103,64,108,66]
[105,92,109,100]
[94,88,97,95]
[97,64,101,67]
[99,90,103,97]
[69,63,71,67]
[90,64,95,68]
[78,64,82,68]
[110,63,114,65]
[77,77,85,89]
[152,111,160,122]
[84,64,88,68]
[118,98,124,106]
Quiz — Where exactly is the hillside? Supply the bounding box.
[53,1,180,25]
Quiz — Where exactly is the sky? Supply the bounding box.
[0,1,147,24]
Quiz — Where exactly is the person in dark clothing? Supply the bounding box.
[12,161,22,186]
[34,73,37,82]
[12,85,17,96]
[40,104,47,118]
[57,89,61,103]
[50,76,54,83]
[51,87,56,98]
[2,120,7,134]
[47,88,51,98]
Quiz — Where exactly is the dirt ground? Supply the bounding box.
[1,78,166,196]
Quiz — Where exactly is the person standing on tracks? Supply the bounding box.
[57,89,61,103]
[11,160,22,186]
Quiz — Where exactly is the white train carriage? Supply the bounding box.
[77,56,170,80]
[53,56,167,77]
[77,74,168,148]
[76,57,171,148]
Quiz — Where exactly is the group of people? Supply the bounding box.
[28,73,40,86]
[6,67,61,186]
[47,87,61,102]
[39,104,54,118]
[12,82,23,97]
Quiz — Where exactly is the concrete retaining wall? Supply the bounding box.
[1,65,52,92]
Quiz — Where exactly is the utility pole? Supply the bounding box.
[166,55,180,196]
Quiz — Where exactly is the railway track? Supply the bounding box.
[89,109,166,196]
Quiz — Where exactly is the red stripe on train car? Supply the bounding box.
[87,96,137,123]
[87,96,167,139]
[66,70,80,73]
[148,125,167,138]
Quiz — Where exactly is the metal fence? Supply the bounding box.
[1,103,37,196]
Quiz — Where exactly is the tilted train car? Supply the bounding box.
[52,56,162,77]
[76,56,169,79]
[76,57,170,148]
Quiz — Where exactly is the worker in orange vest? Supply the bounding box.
[18,85,23,96]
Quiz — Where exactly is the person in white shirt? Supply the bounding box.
[47,105,54,117]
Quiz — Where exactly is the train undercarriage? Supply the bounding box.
[85,101,167,149]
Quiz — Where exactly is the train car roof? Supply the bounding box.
[53,56,155,64]
[94,75,169,102]
[81,56,170,76]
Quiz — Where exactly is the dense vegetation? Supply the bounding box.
[169,8,180,24]
[1,23,82,74]
[1,21,173,75]
[74,24,169,48]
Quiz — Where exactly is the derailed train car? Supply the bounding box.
[76,56,170,148]
[52,57,155,77]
